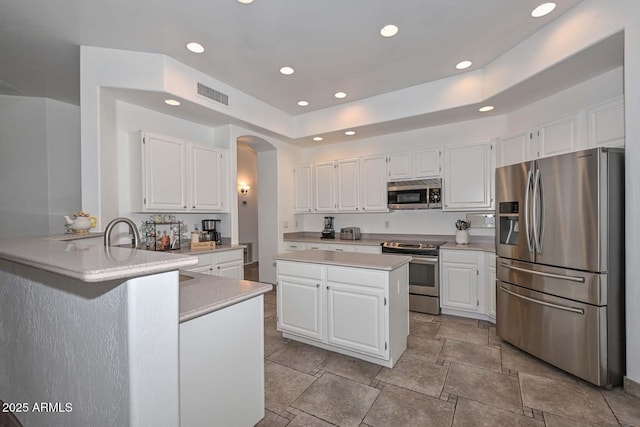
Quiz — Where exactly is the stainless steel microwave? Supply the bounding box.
[387,179,442,209]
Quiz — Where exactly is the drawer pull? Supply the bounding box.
[500,286,584,314]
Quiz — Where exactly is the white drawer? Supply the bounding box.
[277,261,324,280]
[440,249,479,264]
[192,253,212,267]
[284,241,305,251]
[306,242,331,250]
[214,249,243,264]
[330,244,356,252]
[354,245,382,254]
[327,266,385,288]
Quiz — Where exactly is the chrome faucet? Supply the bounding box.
[104,217,141,248]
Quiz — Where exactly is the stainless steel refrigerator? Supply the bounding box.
[495,147,624,387]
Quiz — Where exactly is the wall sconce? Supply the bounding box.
[239,185,251,196]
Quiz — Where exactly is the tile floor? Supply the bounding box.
[257,289,640,427]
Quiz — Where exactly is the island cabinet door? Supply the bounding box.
[277,276,323,341]
[326,282,386,358]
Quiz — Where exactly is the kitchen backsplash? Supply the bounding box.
[297,210,495,238]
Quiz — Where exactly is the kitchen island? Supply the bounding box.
[0,235,270,427]
[274,250,411,368]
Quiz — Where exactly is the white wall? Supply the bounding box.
[0,95,80,238]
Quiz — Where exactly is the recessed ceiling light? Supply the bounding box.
[313,137,323,141]
[164,99,181,106]
[531,2,556,17]
[479,105,494,112]
[297,100,309,106]
[456,60,473,70]
[280,66,294,75]
[237,0,254,4]
[380,24,399,38]
[334,92,347,99]
[345,131,356,136]
[186,42,204,54]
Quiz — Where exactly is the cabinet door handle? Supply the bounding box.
[192,205,196,208]
[326,285,330,290]
[217,266,220,269]
[316,284,320,288]
[183,205,187,208]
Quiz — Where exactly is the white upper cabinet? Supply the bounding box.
[538,112,582,158]
[190,144,224,211]
[336,159,359,212]
[299,157,386,214]
[131,131,227,213]
[314,162,335,212]
[497,130,533,167]
[360,155,388,212]
[142,133,187,211]
[588,96,625,148]
[387,147,442,181]
[387,152,412,181]
[443,142,493,211]
[497,97,624,167]
[415,148,442,178]
[293,165,313,213]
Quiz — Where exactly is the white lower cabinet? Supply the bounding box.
[183,249,244,279]
[326,281,386,358]
[276,260,408,367]
[485,252,496,319]
[440,249,495,322]
[284,240,382,254]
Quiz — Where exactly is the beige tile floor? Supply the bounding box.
[257,289,640,427]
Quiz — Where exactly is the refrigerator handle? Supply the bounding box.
[536,168,544,253]
[533,168,541,253]
[524,168,534,253]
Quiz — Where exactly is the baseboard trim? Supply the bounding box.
[624,376,640,398]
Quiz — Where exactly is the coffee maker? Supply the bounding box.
[321,216,335,239]
[202,219,221,244]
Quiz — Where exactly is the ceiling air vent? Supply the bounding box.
[196,82,229,106]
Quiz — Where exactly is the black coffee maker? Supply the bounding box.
[202,219,221,244]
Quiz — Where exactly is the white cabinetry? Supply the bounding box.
[485,252,496,319]
[326,275,386,358]
[284,241,306,252]
[443,142,493,211]
[190,144,224,211]
[131,131,226,213]
[293,165,313,213]
[440,250,479,313]
[276,260,408,367]
[497,97,624,167]
[360,155,388,212]
[336,159,359,212]
[314,162,335,212]
[440,249,496,322]
[278,263,324,341]
[284,241,382,254]
[387,148,441,181]
[183,249,244,280]
[588,96,625,148]
[538,113,581,158]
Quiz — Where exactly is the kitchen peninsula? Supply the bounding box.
[0,235,270,427]
[274,250,411,368]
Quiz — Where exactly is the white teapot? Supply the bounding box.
[63,211,97,233]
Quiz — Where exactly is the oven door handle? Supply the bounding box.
[500,286,584,315]
[409,257,438,264]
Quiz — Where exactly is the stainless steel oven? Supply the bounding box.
[382,241,444,315]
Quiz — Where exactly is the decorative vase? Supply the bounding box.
[455,230,470,245]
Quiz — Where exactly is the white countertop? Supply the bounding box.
[178,272,272,322]
[0,236,198,282]
[274,249,411,271]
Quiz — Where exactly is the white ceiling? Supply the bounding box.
[1,0,586,116]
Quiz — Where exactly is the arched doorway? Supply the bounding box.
[236,135,278,284]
